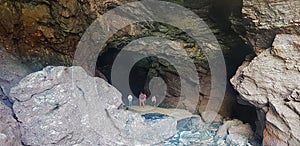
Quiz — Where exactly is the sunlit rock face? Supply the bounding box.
[231,0,300,53]
[10,66,177,145]
[231,34,300,145]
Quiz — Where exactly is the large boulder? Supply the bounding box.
[10,66,177,145]
[231,34,300,145]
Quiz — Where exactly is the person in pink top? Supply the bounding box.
[139,92,147,107]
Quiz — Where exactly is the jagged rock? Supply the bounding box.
[231,34,300,145]
[231,0,300,52]
[10,66,177,145]
[0,101,22,146]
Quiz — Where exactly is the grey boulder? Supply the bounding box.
[10,66,177,145]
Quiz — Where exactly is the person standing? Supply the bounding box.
[139,92,144,107]
[127,94,133,106]
[151,95,157,106]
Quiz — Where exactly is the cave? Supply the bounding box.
[96,45,181,106]
[2,0,290,145]
[93,0,262,143]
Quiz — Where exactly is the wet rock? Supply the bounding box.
[0,101,22,146]
[10,66,177,145]
[167,120,222,145]
[231,34,300,145]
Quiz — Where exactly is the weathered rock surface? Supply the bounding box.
[10,66,177,145]
[0,101,22,146]
[231,34,300,145]
[0,0,134,66]
[231,0,300,52]
[0,46,32,103]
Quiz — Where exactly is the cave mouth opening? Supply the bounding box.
[93,0,262,141]
[96,47,181,106]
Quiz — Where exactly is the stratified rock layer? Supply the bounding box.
[10,66,177,145]
[231,34,300,145]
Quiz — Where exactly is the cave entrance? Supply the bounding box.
[94,1,262,141]
[96,47,180,106]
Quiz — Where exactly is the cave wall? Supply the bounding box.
[0,0,253,117]
[230,0,300,53]
[0,0,134,68]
